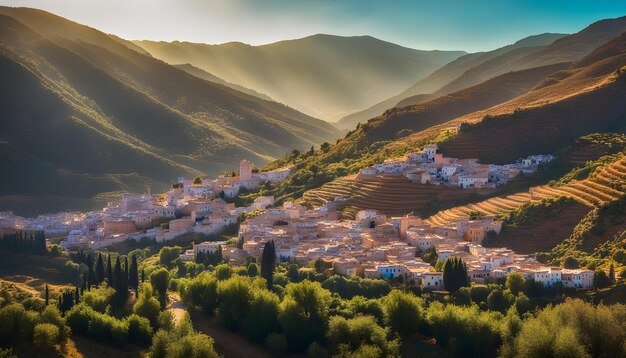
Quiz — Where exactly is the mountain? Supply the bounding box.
[340,17,626,130]
[134,35,466,121]
[262,18,626,207]
[336,33,567,129]
[173,63,273,101]
[0,7,339,216]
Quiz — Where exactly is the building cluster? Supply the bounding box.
[176,160,293,199]
[184,196,592,290]
[358,144,554,189]
[1,160,290,251]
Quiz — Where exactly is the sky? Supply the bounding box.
[2,0,626,52]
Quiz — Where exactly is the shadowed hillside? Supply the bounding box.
[134,35,465,121]
[0,7,339,215]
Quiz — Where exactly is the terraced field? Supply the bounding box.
[302,174,491,218]
[426,155,626,226]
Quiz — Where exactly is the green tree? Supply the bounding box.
[506,272,525,296]
[608,264,615,284]
[382,290,423,336]
[247,262,259,277]
[279,281,332,352]
[261,240,276,289]
[242,289,281,342]
[129,255,139,290]
[216,276,255,331]
[134,284,161,327]
[487,289,509,313]
[96,253,105,285]
[150,268,170,309]
[159,246,182,268]
[563,256,580,269]
[443,257,469,293]
[593,269,611,289]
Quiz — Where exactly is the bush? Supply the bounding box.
[327,315,399,356]
[266,333,288,356]
[126,314,152,345]
[0,303,38,345]
[426,302,505,357]
[33,323,59,348]
[181,273,218,315]
[65,303,129,345]
[500,299,626,358]
[133,284,161,327]
[159,246,182,268]
[81,285,115,312]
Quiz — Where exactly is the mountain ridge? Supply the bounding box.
[134,35,466,121]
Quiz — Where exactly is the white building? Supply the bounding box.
[422,272,444,290]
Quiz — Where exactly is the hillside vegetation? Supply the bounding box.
[0,7,339,215]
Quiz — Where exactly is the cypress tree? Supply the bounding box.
[114,256,122,292]
[609,264,616,284]
[87,254,95,289]
[129,255,139,290]
[107,255,113,285]
[96,253,105,284]
[141,269,145,283]
[75,287,80,304]
[260,240,276,289]
[45,284,49,305]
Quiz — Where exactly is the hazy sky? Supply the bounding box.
[2,0,626,51]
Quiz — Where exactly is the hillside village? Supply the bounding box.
[359,144,553,189]
[0,145,593,290]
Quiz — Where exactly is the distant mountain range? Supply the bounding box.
[133,35,466,121]
[339,16,626,129]
[0,7,339,215]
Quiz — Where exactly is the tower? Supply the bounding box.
[239,159,253,181]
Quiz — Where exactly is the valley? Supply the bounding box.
[1,4,626,358]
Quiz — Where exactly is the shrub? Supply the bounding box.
[125,314,152,345]
[133,284,161,327]
[33,323,59,348]
[426,302,504,356]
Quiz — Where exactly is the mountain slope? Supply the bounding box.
[340,17,626,129]
[134,35,465,121]
[173,63,273,101]
[0,7,339,215]
[337,33,567,129]
[260,22,626,208]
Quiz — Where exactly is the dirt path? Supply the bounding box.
[189,310,272,358]
[168,293,187,324]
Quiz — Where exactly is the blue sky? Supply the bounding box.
[2,0,626,51]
